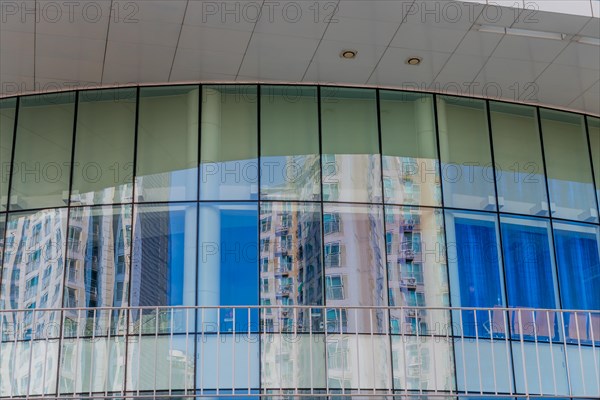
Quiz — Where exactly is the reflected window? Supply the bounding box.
[438,96,496,211]
[540,109,597,222]
[385,206,449,334]
[259,202,322,333]
[321,87,381,203]
[11,93,75,209]
[490,102,547,215]
[136,86,199,202]
[201,86,258,201]
[63,206,132,309]
[260,86,320,201]
[323,203,387,333]
[0,98,17,211]
[380,91,440,206]
[71,89,136,205]
[0,209,67,333]
[198,203,258,332]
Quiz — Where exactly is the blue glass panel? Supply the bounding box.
[131,203,197,307]
[198,203,258,332]
[554,221,600,344]
[500,216,558,341]
[446,210,504,337]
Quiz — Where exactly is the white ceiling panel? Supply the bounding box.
[0,0,598,115]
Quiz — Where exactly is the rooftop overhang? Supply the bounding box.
[1,0,599,115]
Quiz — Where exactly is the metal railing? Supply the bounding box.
[0,305,598,399]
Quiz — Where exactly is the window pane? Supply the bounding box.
[490,102,548,215]
[130,203,197,310]
[323,203,387,333]
[553,221,600,344]
[393,336,455,392]
[540,109,597,222]
[63,206,132,310]
[201,85,258,201]
[198,203,258,332]
[554,221,600,310]
[0,98,17,211]
[259,202,322,333]
[260,86,320,201]
[11,93,75,209]
[71,89,136,205]
[380,91,440,206]
[385,206,449,333]
[587,116,600,211]
[0,209,68,331]
[262,334,326,389]
[438,96,495,210]
[0,214,5,268]
[501,216,558,341]
[136,86,199,202]
[321,87,381,203]
[445,210,504,337]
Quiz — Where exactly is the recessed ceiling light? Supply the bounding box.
[406,57,422,66]
[340,50,358,59]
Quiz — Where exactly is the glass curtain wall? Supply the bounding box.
[0,85,599,398]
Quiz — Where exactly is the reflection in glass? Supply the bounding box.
[392,336,455,392]
[380,91,440,206]
[127,335,194,392]
[438,96,496,211]
[587,116,600,211]
[540,109,597,222]
[136,86,199,202]
[490,102,548,215]
[0,214,4,268]
[201,86,258,201]
[259,202,322,332]
[0,340,59,396]
[512,342,569,395]
[198,203,258,332]
[385,206,449,334]
[0,209,67,333]
[196,334,260,390]
[327,335,391,390]
[71,89,136,205]
[10,93,75,209]
[130,203,197,332]
[59,337,125,394]
[0,98,17,211]
[553,221,600,343]
[260,86,320,201]
[323,203,386,333]
[261,334,326,389]
[61,206,132,337]
[454,340,513,393]
[321,87,382,203]
[445,210,504,337]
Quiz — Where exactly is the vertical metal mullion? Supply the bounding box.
[55,90,79,396]
[256,84,262,397]
[376,88,395,395]
[195,84,202,398]
[486,99,518,394]
[432,94,459,395]
[123,86,140,395]
[583,116,600,222]
[1,95,20,289]
[316,86,329,395]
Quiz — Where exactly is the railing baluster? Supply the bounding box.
[575,311,586,396]
[309,307,314,395]
[489,308,498,395]
[25,308,37,397]
[589,311,599,395]
[518,309,529,396]
[247,307,251,394]
[473,309,483,394]
[232,307,236,395]
[502,309,513,395]
[532,309,542,395]
[560,310,573,397]
[458,310,467,394]
[355,308,360,392]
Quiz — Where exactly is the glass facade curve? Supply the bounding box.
[0,85,599,398]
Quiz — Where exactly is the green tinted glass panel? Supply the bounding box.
[0,98,16,211]
[11,93,75,209]
[71,89,136,205]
